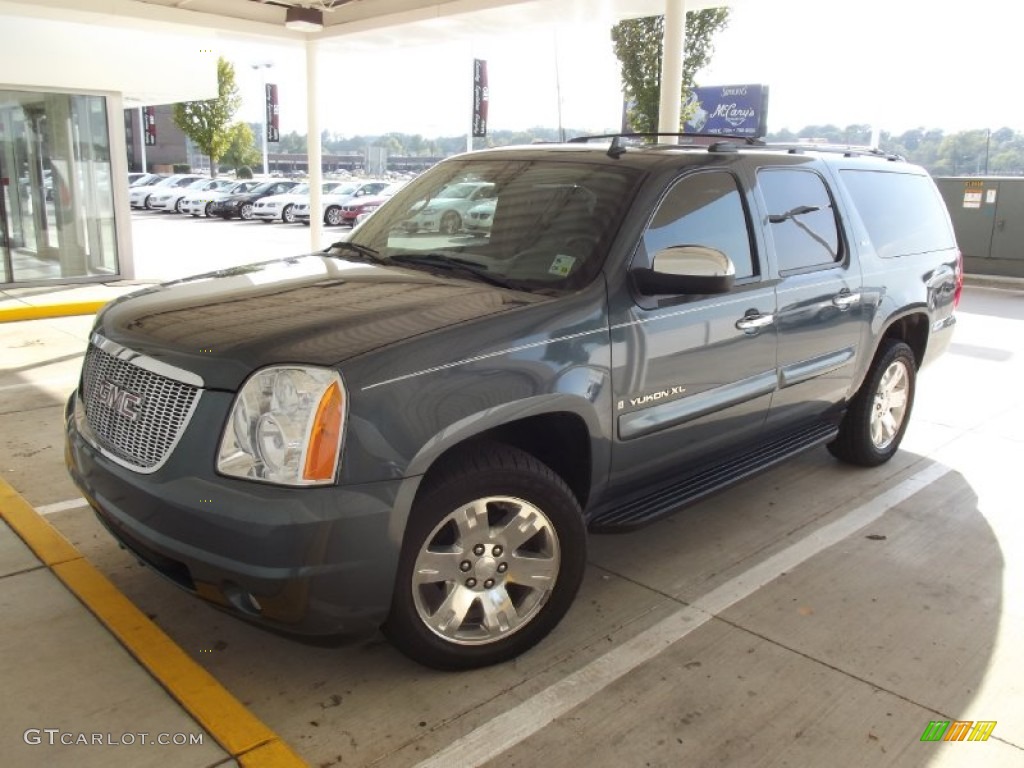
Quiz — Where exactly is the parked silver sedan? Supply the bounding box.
[149,178,234,213]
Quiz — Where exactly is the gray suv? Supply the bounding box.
[65,136,961,669]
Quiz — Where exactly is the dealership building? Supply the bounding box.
[0,0,711,288]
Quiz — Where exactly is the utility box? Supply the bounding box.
[935,177,1024,278]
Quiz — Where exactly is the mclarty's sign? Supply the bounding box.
[684,84,769,138]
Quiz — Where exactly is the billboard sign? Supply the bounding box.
[472,59,489,138]
[265,84,280,143]
[684,84,769,138]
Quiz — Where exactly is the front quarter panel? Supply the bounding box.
[338,282,612,494]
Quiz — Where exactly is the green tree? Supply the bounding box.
[611,9,730,134]
[221,122,262,171]
[172,58,242,176]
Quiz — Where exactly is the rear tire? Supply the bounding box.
[385,444,586,670]
[828,340,916,466]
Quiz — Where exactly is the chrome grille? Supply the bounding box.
[81,341,201,471]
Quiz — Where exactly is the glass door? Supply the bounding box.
[0,89,118,285]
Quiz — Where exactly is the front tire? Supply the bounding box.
[385,444,586,670]
[282,204,295,223]
[325,206,343,226]
[828,340,916,466]
[439,210,461,235]
[240,202,254,220]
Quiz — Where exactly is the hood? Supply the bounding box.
[223,191,267,203]
[94,255,547,391]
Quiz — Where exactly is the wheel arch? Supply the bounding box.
[396,396,602,534]
[879,310,929,369]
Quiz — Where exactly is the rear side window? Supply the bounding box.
[839,170,956,258]
[642,171,756,279]
[758,169,842,273]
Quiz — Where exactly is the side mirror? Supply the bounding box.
[632,245,736,295]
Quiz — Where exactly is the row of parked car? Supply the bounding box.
[126,173,402,227]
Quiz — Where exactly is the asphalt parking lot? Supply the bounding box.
[2,210,1023,767]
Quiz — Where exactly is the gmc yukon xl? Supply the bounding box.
[65,137,961,669]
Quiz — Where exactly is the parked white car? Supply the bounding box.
[463,198,497,234]
[251,181,349,224]
[129,174,205,209]
[292,181,390,226]
[149,178,234,213]
[401,181,496,234]
[180,180,260,217]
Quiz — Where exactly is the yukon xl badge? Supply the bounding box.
[617,385,686,411]
[97,380,143,422]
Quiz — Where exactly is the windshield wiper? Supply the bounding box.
[388,253,519,290]
[326,240,386,264]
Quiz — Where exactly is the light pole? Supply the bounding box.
[251,62,273,177]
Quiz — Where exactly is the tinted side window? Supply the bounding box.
[839,170,956,258]
[758,169,841,272]
[643,171,755,279]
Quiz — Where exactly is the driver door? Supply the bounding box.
[608,169,778,496]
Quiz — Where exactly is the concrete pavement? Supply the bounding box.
[1,211,1022,767]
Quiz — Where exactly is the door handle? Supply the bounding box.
[735,313,774,333]
[832,292,861,309]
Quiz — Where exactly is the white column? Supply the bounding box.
[306,39,323,252]
[658,0,687,141]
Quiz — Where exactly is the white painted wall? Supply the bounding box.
[0,11,217,106]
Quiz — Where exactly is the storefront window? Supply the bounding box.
[0,90,118,284]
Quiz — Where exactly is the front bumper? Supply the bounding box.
[64,390,407,637]
[209,201,241,217]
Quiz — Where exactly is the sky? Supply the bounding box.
[225,0,1024,140]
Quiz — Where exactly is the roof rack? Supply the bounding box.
[758,143,905,162]
[569,132,763,146]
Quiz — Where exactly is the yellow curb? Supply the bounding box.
[0,478,307,767]
[0,301,108,323]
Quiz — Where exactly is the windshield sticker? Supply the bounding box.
[549,254,576,276]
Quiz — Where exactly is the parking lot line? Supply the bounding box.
[0,477,308,767]
[414,460,952,768]
[36,498,89,516]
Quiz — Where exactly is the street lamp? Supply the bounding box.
[251,62,274,177]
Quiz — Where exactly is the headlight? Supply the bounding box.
[217,366,345,486]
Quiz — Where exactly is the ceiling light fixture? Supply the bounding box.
[285,6,324,32]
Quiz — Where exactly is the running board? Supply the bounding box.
[589,421,839,531]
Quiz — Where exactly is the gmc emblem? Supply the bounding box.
[97,380,143,422]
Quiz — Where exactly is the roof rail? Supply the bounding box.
[568,132,763,147]
[759,143,906,162]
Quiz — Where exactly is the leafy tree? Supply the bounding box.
[611,9,730,134]
[221,122,262,171]
[277,130,307,154]
[172,58,242,177]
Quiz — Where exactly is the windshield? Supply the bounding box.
[290,183,310,195]
[342,158,642,293]
[186,179,211,189]
[248,182,277,194]
[329,183,359,197]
